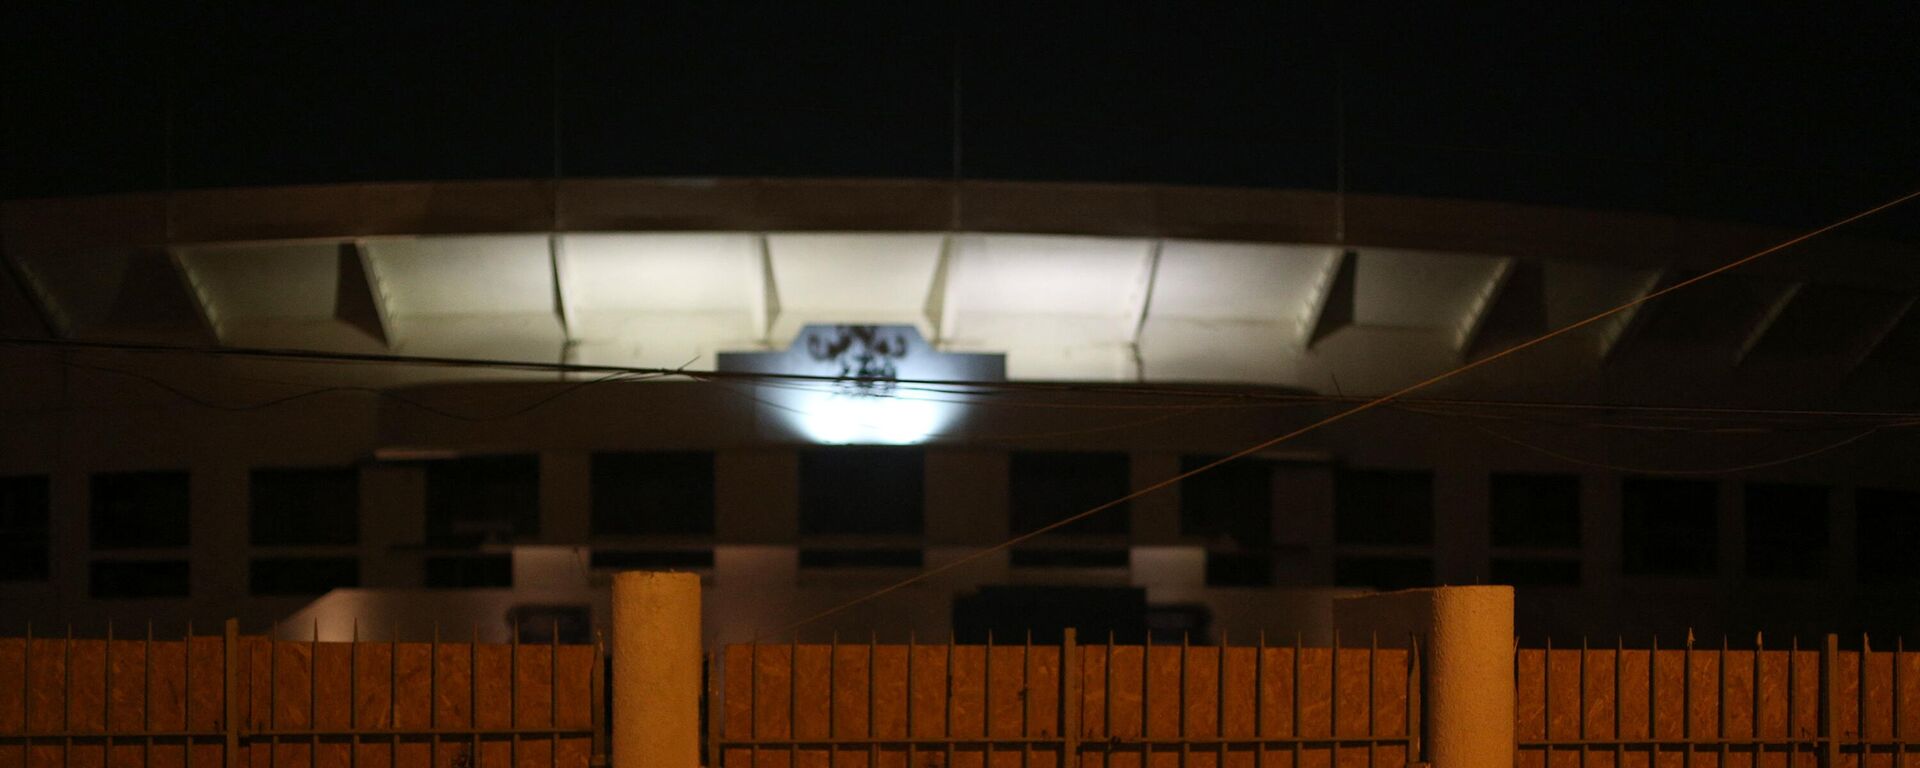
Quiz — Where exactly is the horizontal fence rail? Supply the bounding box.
[709,630,1420,768]
[0,621,605,768]
[1516,634,1920,768]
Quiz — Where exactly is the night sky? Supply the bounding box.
[5,3,1917,237]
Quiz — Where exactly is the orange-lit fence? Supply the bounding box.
[0,622,603,768]
[1515,635,1919,767]
[708,631,1420,768]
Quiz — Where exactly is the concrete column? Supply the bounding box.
[612,571,701,768]
[1335,585,1515,768]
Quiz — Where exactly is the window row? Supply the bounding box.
[5,459,1918,595]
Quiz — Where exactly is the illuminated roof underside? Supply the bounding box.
[6,231,1915,401]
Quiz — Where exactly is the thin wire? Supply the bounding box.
[762,185,1920,638]
[7,335,1920,425]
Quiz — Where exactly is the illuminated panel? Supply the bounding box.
[361,235,566,362]
[942,234,1155,380]
[1137,241,1338,382]
[559,233,766,369]
[764,232,945,346]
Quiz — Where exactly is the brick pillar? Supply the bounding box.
[612,571,702,768]
[1334,585,1515,768]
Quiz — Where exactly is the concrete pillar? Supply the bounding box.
[612,571,701,768]
[1334,585,1514,768]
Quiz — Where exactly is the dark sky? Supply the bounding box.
[5,3,1917,237]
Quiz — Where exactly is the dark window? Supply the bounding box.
[1857,489,1920,585]
[797,548,923,569]
[1744,483,1828,580]
[1490,559,1581,587]
[91,471,190,550]
[1335,469,1433,545]
[251,467,359,546]
[590,549,715,570]
[424,555,513,589]
[591,452,715,536]
[0,475,51,581]
[1205,551,1274,587]
[798,448,923,535]
[1179,455,1272,548]
[1621,477,1718,577]
[1010,452,1130,536]
[1010,548,1130,569]
[249,557,360,596]
[1490,474,1581,548]
[424,456,540,544]
[91,560,189,598]
[1334,556,1433,591]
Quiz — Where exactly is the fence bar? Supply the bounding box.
[1330,629,1340,766]
[552,620,560,768]
[20,623,29,765]
[1020,631,1031,768]
[104,621,112,768]
[868,633,878,768]
[1683,632,1692,768]
[787,636,796,768]
[1178,632,1189,768]
[470,625,480,768]
[1614,636,1624,766]
[1104,632,1114,759]
[1219,630,1230,768]
[1366,632,1376,768]
[63,625,70,768]
[144,622,152,768]
[1649,635,1658,765]
[1407,632,1422,763]
[985,630,995,766]
[1824,633,1839,767]
[310,622,320,768]
[224,619,239,768]
[590,629,606,766]
[1898,636,1906,760]
[1861,633,1870,760]
[1291,632,1302,767]
[704,652,718,768]
[1719,635,1729,766]
[1062,628,1079,765]
[1789,636,1798,765]
[906,632,917,768]
[1253,632,1265,768]
[1141,632,1150,765]
[432,623,441,768]
[350,621,359,768]
[944,634,954,768]
[1578,636,1588,767]
[1541,636,1550,764]
[510,621,520,768]
[827,633,837,755]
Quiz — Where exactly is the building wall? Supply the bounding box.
[1,353,1916,645]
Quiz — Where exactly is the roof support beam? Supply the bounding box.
[1732,282,1804,367]
[345,239,396,349]
[1595,267,1670,363]
[1453,257,1518,359]
[924,232,956,346]
[548,233,576,369]
[754,233,779,345]
[1844,295,1917,378]
[0,245,63,338]
[164,247,224,343]
[1127,239,1164,381]
[1300,248,1356,349]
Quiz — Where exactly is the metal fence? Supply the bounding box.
[707,630,1421,768]
[1515,635,1919,767]
[0,621,604,768]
